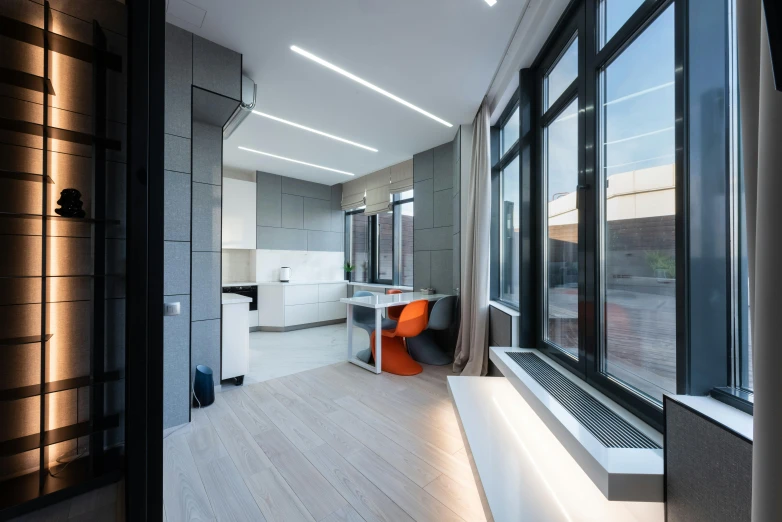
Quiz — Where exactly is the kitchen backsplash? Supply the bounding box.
[222,249,256,282]
[256,249,344,282]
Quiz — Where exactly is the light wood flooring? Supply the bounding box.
[163,362,486,522]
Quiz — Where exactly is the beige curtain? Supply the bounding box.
[738,2,782,520]
[453,100,491,376]
[390,159,414,194]
[341,177,366,211]
[364,168,391,216]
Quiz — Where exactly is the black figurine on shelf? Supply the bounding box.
[54,188,86,218]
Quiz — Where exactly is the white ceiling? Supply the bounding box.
[167,0,530,185]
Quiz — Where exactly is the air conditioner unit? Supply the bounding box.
[223,74,256,139]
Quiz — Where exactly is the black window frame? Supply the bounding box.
[513,0,743,430]
[344,192,414,287]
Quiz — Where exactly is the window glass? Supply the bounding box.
[599,5,676,401]
[500,156,520,306]
[545,37,578,110]
[501,106,520,156]
[398,201,414,287]
[598,0,645,48]
[545,99,579,357]
[349,213,370,283]
[376,212,393,282]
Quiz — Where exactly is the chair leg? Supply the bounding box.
[407,330,453,366]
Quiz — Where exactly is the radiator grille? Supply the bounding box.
[507,352,661,449]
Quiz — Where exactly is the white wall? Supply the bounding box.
[255,249,345,282]
[222,249,256,282]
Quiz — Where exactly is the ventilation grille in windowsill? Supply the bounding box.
[507,352,662,450]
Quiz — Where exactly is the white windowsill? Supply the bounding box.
[489,347,664,502]
[489,300,520,317]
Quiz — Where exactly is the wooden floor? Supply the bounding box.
[163,362,486,522]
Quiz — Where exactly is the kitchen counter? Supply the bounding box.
[255,280,348,286]
[222,292,253,305]
[222,281,259,287]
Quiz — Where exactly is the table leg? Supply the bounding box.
[375,307,382,375]
[346,303,353,360]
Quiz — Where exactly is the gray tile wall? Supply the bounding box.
[255,172,343,251]
[163,22,241,429]
[413,141,456,294]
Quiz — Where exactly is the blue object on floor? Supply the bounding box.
[352,291,396,364]
[193,364,215,407]
[407,295,457,365]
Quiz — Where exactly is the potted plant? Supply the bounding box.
[646,251,675,279]
[343,262,355,282]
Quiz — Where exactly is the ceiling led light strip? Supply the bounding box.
[290,45,453,128]
[238,146,355,176]
[252,111,378,152]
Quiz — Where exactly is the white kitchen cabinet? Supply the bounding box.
[257,281,347,330]
[318,283,347,302]
[222,177,256,249]
[285,303,319,326]
[318,301,347,321]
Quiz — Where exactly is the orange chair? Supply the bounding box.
[371,299,429,376]
[386,288,405,321]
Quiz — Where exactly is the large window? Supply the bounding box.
[344,190,413,287]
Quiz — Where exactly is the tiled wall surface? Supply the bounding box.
[256,172,344,252]
[413,141,456,294]
[163,22,241,428]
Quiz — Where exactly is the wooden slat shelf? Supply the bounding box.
[0,169,54,183]
[0,67,55,95]
[0,15,122,72]
[0,211,120,224]
[0,371,123,402]
[0,334,52,346]
[0,414,120,457]
[0,117,122,151]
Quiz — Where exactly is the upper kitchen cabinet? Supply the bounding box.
[223,177,257,249]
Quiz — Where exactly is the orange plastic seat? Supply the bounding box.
[386,288,405,321]
[371,299,429,376]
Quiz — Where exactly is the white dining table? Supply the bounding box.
[340,292,451,374]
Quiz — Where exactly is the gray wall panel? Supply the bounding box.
[453,233,461,292]
[413,179,433,230]
[164,296,190,428]
[433,189,452,228]
[307,231,343,252]
[192,182,221,252]
[281,177,331,200]
[489,306,513,347]
[331,184,343,232]
[164,241,190,295]
[414,226,452,251]
[192,122,222,185]
[164,170,191,242]
[191,319,221,387]
[164,134,190,174]
[192,35,241,100]
[164,23,192,139]
[413,250,430,290]
[413,149,433,181]
[430,249,453,294]
[191,252,221,321]
[452,194,460,235]
[433,142,453,192]
[257,226,308,250]
[303,197,331,232]
[257,171,282,227]
[281,194,303,229]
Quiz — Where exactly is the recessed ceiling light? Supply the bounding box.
[252,110,378,152]
[485,0,497,6]
[238,146,355,176]
[290,45,453,128]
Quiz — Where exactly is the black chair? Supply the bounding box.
[407,295,457,366]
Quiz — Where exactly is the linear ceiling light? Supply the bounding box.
[290,45,453,128]
[252,110,378,152]
[238,146,354,176]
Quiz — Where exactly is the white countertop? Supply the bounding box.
[448,376,663,522]
[222,293,252,305]
[222,281,258,287]
[340,292,449,309]
[347,282,414,290]
[223,280,348,287]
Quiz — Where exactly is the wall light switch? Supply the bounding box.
[164,302,181,316]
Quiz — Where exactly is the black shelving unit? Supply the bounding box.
[0,2,125,515]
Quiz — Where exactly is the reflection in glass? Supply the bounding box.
[500,156,520,306]
[377,212,393,281]
[598,0,645,48]
[398,201,414,287]
[349,213,370,283]
[599,5,675,401]
[502,106,520,156]
[545,100,579,357]
[545,37,578,110]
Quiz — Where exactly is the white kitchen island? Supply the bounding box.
[222,292,252,384]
